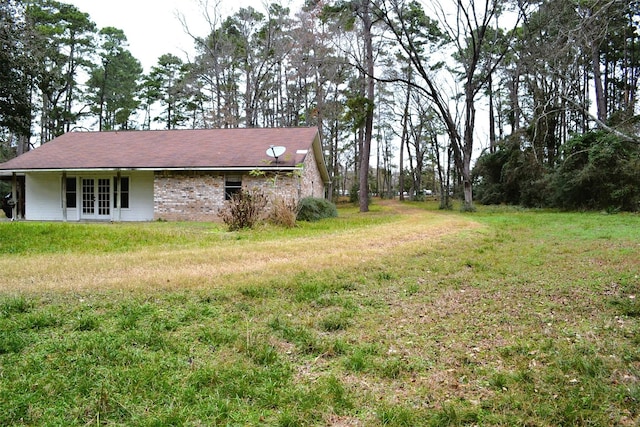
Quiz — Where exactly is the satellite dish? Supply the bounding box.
[266,145,286,164]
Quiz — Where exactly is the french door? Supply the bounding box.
[81,178,111,220]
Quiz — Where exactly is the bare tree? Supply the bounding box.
[376,0,522,210]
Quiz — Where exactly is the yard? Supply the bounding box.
[0,201,638,426]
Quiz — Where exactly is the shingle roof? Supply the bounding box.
[0,127,322,172]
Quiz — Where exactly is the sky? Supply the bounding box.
[65,0,492,153]
[66,0,266,72]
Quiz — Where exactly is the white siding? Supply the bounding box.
[24,171,155,221]
[120,171,154,221]
[25,173,64,221]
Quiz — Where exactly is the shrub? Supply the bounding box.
[268,197,298,228]
[552,131,640,211]
[296,197,337,222]
[218,189,267,231]
[472,138,547,207]
[349,182,359,203]
[474,131,640,211]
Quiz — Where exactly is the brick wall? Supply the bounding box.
[153,154,326,221]
[244,172,300,204]
[154,171,225,221]
[300,149,326,199]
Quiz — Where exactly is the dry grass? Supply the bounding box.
[0,204,479,293]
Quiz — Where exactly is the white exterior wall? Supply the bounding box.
[21,160,324,222]
[119,171,154,221]
[25,173,65,221]
[24,171,154,221]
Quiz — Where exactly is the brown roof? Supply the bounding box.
[0,128,323,173]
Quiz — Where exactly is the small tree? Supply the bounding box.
[218,189,267,231]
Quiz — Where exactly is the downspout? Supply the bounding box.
[116,171,122,222]
[11,173,17,220]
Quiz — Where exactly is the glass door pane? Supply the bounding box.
[82,178,94,215]
[98,178,110,216]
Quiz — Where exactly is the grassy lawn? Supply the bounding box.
[0,200,638,426]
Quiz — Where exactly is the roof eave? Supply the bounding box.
[311,132,331,184]
[0,166,301,175]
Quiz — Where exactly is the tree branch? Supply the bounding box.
[561,95,639,144]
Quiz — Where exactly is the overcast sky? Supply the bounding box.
[67,0,278,72]
[64,0,492,151]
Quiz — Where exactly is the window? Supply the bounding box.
[65,177,77,208]
[225,175,242,200]
[113,176,130,208]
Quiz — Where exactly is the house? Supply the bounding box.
[0,127,330,221]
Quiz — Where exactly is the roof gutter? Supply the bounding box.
[0,166,302,176]
[312,132,331,184]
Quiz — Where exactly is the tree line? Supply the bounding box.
[1,0,639,211]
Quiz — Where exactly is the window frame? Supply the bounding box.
[113,176,130,209]
[64,176,77,209]
[224,175,242,200]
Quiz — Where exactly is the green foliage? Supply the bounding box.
[319,310,351,332]
[0,329,27,354]
[86,27,143,131]
[218,188,268,231]
[25,0,96,140]
[428,404,480,426]
[473,138,550,208]
[0,222,211,255]
[147,53,189,129]
[609,278,640,317]
[349,181,360,203]
[377,404,417,426]
[552,131,640,211]
[0,295,30,317]
[344,95,374,131]
[0,2,31,137]
[268,316,321,355]
[296,197,337,221]
[474,131,640,211]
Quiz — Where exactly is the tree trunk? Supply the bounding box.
[398,79,411,201]
[64,36,77,134]
[592,44,607,122]
[488,73,497,153]
[462,82,475,210]
[245,64,253,127]
[17,135,29,156]
[359,0,374,213]
[98,61,108,132]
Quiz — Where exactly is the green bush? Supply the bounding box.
[472,138,547,207]
[473,131,640,211]
[552,131,640,211]
[296,197,337,222]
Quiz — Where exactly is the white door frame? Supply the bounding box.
[80,177,112,220]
